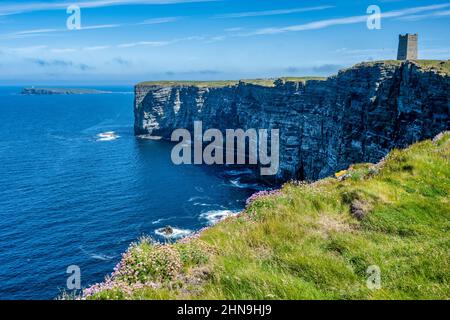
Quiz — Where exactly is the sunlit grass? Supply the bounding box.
[137,77,327,88]
[137,60,449,89]
[88,132,450,300]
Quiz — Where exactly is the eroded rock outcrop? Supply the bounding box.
[134,61,449,181]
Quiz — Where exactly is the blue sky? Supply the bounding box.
[0,0,449,84]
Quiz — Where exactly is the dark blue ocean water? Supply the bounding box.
[0,86,260,300]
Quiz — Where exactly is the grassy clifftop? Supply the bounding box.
[352,59,450,75]
[414,59,450,75]
[136,60,449,88]
[137,77,326,88]
[86,132,450,300]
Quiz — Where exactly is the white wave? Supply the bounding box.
[154,227,192,239]
[229,178,265,190]
[188,196,210,202]
[79,246,114,261]
[193,202,214,207]
[137,134,162,140]
[90,253,114,261]
[195,186,205,193]
[225,168,254,176]
[151,217,172,225]
[97,131,119,141]
[200,209,240,225]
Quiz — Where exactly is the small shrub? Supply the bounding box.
[117,244,182,283]
[341,190,362,205]
[350,200,371,220]
[176,240,213,267]
[402,164,414,172]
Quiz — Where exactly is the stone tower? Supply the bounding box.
[397,34,418,60]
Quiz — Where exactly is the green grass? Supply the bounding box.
[279,76,326,82]
[137,77,327,88]
[354,60,450,75]
[137,80,241,87]
[413,60,450,75]
[87,132,450,300]
[136,60,448,88]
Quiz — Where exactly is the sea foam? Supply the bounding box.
[154,227,192,239]
[229,178,265,190]
[96,131,120,141]
[200,209,240,225]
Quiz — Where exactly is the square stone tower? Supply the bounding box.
[397,34,418,60]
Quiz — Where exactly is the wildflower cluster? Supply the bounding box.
[82,236,216,299]
[245,189,281,207]
[82,276,160,299]
[82,239,182,298]
[116,244,182,283]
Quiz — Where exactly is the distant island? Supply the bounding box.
[21,87,112,95]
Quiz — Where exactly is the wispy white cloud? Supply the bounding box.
[5,24,122,39]
[50,48,77,53]
[117,40,172,48]
[248,16,366,35]
[139,16,181,24]
[395,9,450,21]
[30,58,94,70]
[12,45,49,53]
[176,35,205,41]
[283,64,344,75]
[14,28,60,35]
[0,10,21,17]
[336,48,396,54]
[0,45,48,55]
[204,35,227,43]
[83,45,112,51]
[334,48,396,61]
[245,3,450,35]
[381,3,450,18]
[213,5,334,19]
[420,47,450,60]
[421,46,450,55]
[82,24,122,30]
[3,17,178,39]
[224,27,243,32]
[0,0,215,16]
[116,34,211,48]
[0,34,207,56]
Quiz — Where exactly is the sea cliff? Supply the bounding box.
[134,60,449,181]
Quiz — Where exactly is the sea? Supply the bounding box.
[0,86,263,299]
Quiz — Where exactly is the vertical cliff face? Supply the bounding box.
[134,61,449,181]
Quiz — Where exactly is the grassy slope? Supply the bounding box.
[89,133,450,300]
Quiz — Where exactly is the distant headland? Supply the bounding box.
[21,87,112,95]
